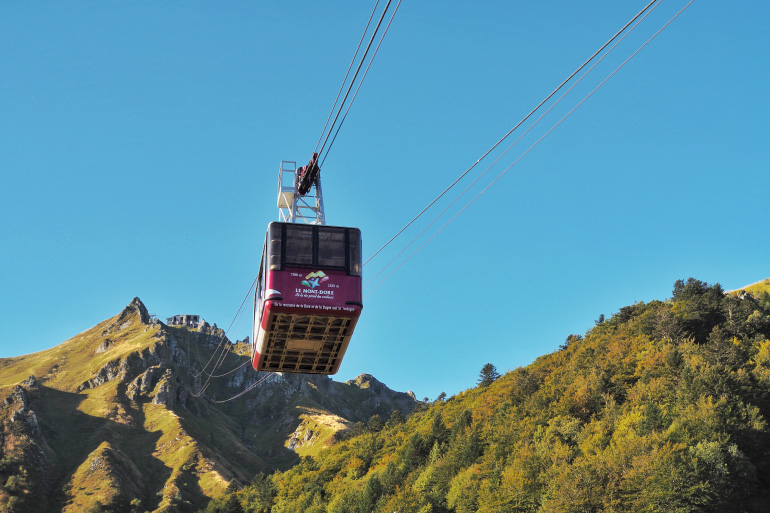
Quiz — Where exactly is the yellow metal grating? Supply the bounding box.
[260,313,353,374]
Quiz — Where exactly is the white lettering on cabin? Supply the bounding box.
[294,287,336,299]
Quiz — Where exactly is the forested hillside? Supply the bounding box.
[203,278,770,512]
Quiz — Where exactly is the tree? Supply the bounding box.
[221,495,245,513]
[430,412,448,444]
[84,503,107,513]
[560,334,583,350]
[240,473,276,513]
[367,414,384,432]
[349,421,365,438]
[759,291,770,311]
[671,278,726,343]
[385,409,404,428]
[478,363,500,387]
[361,475,384,512]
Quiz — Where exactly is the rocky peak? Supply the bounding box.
[348,373,385,392]
[100,297,151,338]
[118,297,151,325]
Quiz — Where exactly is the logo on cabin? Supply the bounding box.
[301,271,329,290]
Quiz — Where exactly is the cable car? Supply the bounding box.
[252,161,363,374]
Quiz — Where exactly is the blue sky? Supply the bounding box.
[1,1,768,401]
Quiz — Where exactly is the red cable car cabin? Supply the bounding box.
[252,222,363,374]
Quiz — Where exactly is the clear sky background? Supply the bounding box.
[1,1,768,401]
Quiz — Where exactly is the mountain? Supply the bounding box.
[206,277,770,512]
[0,298,416,513]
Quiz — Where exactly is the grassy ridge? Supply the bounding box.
[742,278,770,296]
[0,302,259,512]
[1,298,417,512]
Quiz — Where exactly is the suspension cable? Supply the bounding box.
[317,0,394,162]
[363,0,661,291]
[203,372,275,404]
[187,276,257,397]
[190,274,257,379]
[315,0,382,155]
[200,296,255,379]
[362,0,660,268]
[193,297,263,398]
[321,0,403,168]
[366,0,696,296]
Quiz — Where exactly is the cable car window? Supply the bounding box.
[267,223,282,270]
[348,229,362,277]
[284,224,314,267]
[318,227,346,268]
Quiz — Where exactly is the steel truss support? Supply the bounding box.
[276,160,325,225]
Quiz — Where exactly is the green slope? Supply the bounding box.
[739,278,770,296]
[211,277,770,513]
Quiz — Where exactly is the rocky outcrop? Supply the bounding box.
[127,365,164,401]
[287,425,318,450]
[79,326,186,393]
[6,385,41,436]
[4,384,28,408]
[230,371,417,461]
[152,368,183,408]
[95,338,113,353]
[63,442,145,513]
[286,413,352,452]
[9,404,41,436]
[0,378,58,512]
[126,365,188,408]
[78,357,123,392]
[198,322,227,344]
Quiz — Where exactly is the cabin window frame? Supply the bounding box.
[265,223,361,276]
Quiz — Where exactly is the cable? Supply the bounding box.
[363,0,661,291]
[190,274,258,379]
[317,0,393,162]
[362,0,660,268]
[203,371,275,404]
[187,276,258,397]
[366,0,696,297]
[201,296,255,379]
[315,0,382,155]
[320,0,403,168]
[206,358,251,378]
